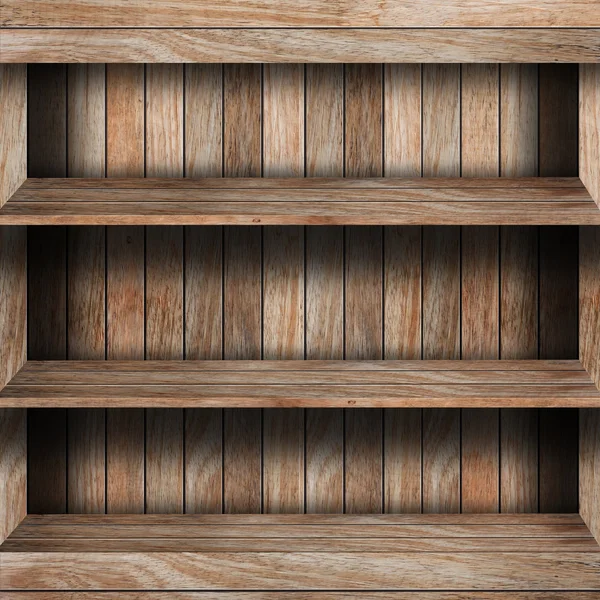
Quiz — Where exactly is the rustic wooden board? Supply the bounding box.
[580,65,600,207]
[0,65,26,207]
[0,409,26,544]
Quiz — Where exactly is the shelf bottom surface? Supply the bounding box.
[2,514,599,591]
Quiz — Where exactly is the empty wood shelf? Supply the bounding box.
[1,177,598,225]
[2,360,599,408]
[2,514,599,591]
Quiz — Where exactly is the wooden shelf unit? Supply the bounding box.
[2,359,600,408]
[1,39,600,597]
[2,514,600,591]
[1,177,598,225]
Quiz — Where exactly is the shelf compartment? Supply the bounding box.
[2,514,599,591]
[1,177,597,225]
[2,359,599,408]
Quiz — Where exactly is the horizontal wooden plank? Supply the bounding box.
[19,360,586,372]
[19,514,586,526]
[21,178,585,190]
[3,360,598,408]
[4,594,600,600]
[1,29,600,64]
[2,552,599,590]
[8,524,591,540]
[2,178,597,225]
[3,0,599,27]
[5,201,600,225]
[4,537,598,553]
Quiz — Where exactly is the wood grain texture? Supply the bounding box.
[67,409,105,514]
[384,64,421,178]
[4,29,600,63]
[106,65,144,178]
[305,64,343,515]
[4,0,600,26]
[185,64,222,179]
[67,65,105,178]
[0,65,26,207]
[581,409,600,544]
[3,595,600,600]
[0,409,26,544]
[580,64,600,206]
[0,227,26,388]
[146,408,184,513]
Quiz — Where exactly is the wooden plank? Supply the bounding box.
[146,409,184,513]
[501,409,538,513]
[0,227,26,388]
[261,63,305,511]
[0,65,26,206]
[67,409,105,514]
[0,409,26,544]
[384,64,421,178]
[580,65,600,206]
[4,29,600,64]
[580,229,600,543]
[305,64,343,515]
[4,552,600,590]
[4,2,600,27]
[185,64,222,179]
[185,408,222,514]
[106,65,144,178]
[105,65,145,516]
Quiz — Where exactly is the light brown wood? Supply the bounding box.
[581,409,600,545]
[3,595,600,600]
[0,65,26,207]
[0,409,26,544]
[4,0,600,27]
[581,65,600,207]
[2,29,600,63]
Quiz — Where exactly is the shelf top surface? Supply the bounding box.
[2,177,598,225]
[2,359,599,408]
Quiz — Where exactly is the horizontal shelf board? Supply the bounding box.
[2,515,599,591]
[2,29,599,63]
[2,178,598,225]
[2,360,598,407]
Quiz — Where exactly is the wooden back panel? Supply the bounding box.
[26,63,581,515]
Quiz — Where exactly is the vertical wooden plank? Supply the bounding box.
[580,229,600,542]
[384,64,421,178]
[67,409,105,514]
[0,409,26,544]
[305,64,344,514]
[146,409,184,514]
[184,64,224,514]
[580,65,600,207]
[383,64,422,515]
[28,64,67,177]
[344,63,383,514]
[106,65,145,517]
[501,408,539,513]
[500,64,538,178]
[27,64,68,514]
[66,64,107,515]
[223,64,262,514]
[145,63,184,514]
[0,227,26,389]
[460,64,500,515]
[539,64,578,178]
[422,64,460,515]
[185,64,222,179]
[539,64,579,515]
[67,64,105,177]
[499,64,539,514]
[423,64,460,178]
[224,65,261,178]
[106,64,144,178]
[0,65,26,206]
